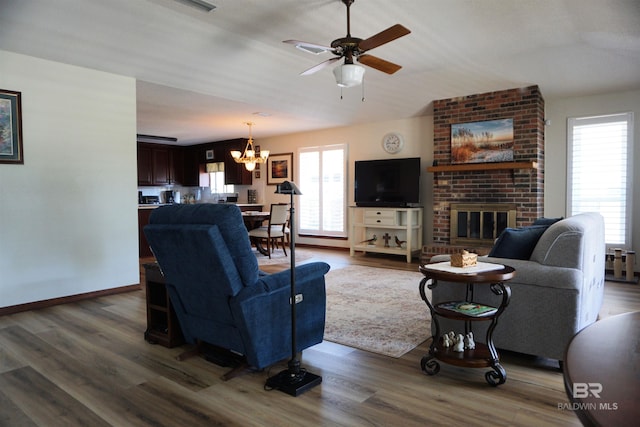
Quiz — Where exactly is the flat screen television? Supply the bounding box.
[354,157,421,207]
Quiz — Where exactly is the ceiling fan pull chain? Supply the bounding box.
[361,78,365,102]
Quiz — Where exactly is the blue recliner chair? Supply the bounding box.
[143,204,329,377]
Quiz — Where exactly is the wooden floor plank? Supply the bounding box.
[0,366,110,427]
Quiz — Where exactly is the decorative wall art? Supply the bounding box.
[451,118,513,164]
[0,89,24,164]
[267,152,293,185]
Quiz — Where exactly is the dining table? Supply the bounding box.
[242,211,271,256]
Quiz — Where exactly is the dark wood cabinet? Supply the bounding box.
[182,145,207,187]
[152,147,171,185]
[137,142,183,186]
[144,263,184,348]
[170,146,184,185]
[137,145,153,186]
[221,139,253,185]
[182,139,253,186]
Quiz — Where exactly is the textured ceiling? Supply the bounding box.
[1,0,639,144]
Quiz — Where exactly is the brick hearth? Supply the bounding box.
[423,86,545,263]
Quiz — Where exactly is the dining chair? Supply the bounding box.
[248,203,289,258]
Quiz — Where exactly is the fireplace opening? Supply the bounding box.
[451,203,517,246]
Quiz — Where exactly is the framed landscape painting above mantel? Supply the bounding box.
[0,89,24,165]
[451,118,513,164]
[267,152,293,185]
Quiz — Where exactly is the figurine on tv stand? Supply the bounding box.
[360,235,377,245]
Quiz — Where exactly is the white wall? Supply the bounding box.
[0,50,139,308]
[255,117,434,248]
[545,89,640,261]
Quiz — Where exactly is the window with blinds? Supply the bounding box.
[567,112,634,248]
[298,144,347,237]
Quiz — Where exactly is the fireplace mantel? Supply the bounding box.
[427,161,538,174]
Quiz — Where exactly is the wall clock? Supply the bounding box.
[382,132,404,154]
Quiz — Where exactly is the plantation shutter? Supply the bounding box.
[299,144,347,237]
[567,112,633,248]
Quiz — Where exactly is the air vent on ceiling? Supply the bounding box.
[174,0,217,13]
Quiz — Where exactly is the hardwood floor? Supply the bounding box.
[1,248,638,426]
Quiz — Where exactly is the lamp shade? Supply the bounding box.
[333,64,365,88]
[274,181,302,195]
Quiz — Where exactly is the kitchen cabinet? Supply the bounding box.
[180,139,253,186]
[137,142,182,186]
[221,139,253,185]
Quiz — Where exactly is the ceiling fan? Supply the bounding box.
[283,0,411,87]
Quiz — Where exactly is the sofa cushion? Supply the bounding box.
[489,225,549,260]
[533,217,563,226]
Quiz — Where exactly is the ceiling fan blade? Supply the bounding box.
[283,39,335,55]
[358,54,402,74]
[358,24,411,52]
[300,57,341,76]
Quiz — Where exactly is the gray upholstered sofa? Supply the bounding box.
[430,212,605,362]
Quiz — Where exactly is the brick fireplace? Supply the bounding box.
[422,86,545,262]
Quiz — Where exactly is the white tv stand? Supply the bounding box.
[349,206,423,263]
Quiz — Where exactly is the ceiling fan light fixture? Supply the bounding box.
[333,63,365,87]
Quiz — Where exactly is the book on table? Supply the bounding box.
[438,301,497,317]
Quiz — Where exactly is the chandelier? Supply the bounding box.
[230,122,269,171]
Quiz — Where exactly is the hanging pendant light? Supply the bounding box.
[230,122,269,171]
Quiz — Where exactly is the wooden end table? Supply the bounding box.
[143,263,184,348]
[419,262,515,386]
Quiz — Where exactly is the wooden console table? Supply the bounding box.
[419,262,515,386]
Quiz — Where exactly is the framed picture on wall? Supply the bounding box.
[267,152,293,185]
[451,118,514,164]
[0,89,24,165]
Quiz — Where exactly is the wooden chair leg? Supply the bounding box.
[266,236,271,258]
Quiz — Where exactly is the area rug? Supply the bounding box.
[254,248,314,266]
[323,265,431,358]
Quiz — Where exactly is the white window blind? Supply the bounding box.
[567,112,633,248]
[298,144,347,237]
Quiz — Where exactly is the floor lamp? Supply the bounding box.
[265,181,322,396]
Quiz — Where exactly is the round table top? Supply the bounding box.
[419,262,515,283]
[563,311,640,427]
